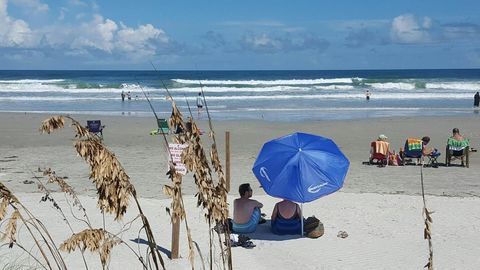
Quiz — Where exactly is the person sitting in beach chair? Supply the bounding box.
[86,120,105,140]
[369,134,391,166]
[400,138,423,165]
[401,137,440,167]
[232,183,264,234]
[271,199,302,235]
[421,136,441,167]
[401,136,440,167]
[445,128,470,167]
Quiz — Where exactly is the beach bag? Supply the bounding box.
[307,222,324,239]
[388,154,398,166]
[304,216,324,238]
[304,216,319,233]
[389,153,402,166]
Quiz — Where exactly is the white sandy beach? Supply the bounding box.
[1,112,480,269]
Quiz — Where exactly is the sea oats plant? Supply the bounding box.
[0,182,67,270]
[40,115,165,270]
[163,95,232,270]
[39,166,157,270]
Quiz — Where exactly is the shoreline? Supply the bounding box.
[1,108,479,123]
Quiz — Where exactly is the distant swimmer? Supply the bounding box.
[127,91,132,101]
[121,91,125,102]
[474,91,479,107]
[365,90,371,101]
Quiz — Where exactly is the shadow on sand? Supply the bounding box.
[130,238,171,258]
[243,220,302,241]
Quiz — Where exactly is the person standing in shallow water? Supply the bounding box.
[121,91,125,102]
[474,92,480,107]
[196,92,204,118]
[365,90,371,101]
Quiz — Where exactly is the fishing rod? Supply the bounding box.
[133,76,173,160]
[194,66,215,133]
[150,61,174,100]
[184,94,193,119]
[134,76,159,121]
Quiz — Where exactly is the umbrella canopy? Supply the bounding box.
[252,132,349,203]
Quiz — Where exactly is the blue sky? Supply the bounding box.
[0,0,479,70]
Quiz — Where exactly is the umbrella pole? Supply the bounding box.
[301,203,304,237]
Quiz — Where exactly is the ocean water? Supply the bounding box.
[0,69,479,121]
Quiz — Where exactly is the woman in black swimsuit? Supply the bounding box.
[271,199,302,235]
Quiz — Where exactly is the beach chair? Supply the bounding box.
[369,141,390,166]
[400,138,423,165]
[445,138,469,168]
[150,118,170,135]
[86,120,105,139]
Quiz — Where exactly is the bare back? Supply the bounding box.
[452,134,465,141]
[271,200,299,220]
[234,198,262,224]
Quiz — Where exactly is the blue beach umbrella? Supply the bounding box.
[252,132,350,234]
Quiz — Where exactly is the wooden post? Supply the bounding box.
[225,131,231,192]
[171,216,180,259]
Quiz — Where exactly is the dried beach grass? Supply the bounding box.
[40,115,165,270]
[1,209,19,248]
[0,182,20,248]
[420,160,433,270]
[60,228,121,267]
[42,168,86,214]
[164,96,232,270]
[0,182,66,269]
[41,115,131,219]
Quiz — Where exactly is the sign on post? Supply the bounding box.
[168,143,188,175]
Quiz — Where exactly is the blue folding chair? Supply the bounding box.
[401,138,440,166]
[86,120,105,139]
[400,138,423,165]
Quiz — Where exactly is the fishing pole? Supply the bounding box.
[184,94,193,119]
[150,61,174,100]
[133,75,173,160]
[195,68,215,134]
[134,76,159,121]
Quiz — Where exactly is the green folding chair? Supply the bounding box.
[150,118,170,135]
[445,138,469,167]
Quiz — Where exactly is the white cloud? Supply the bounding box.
[0,0,174,62]
[69,0,87,7]
[0,0,38,47]
[11,0,48,13]
[116,23,169,58]
[60,15,171,60]
[239,32,329,53]
[72,15,118,52]
[390,14,432,44]
[246,33,280,49]
[220,20,285,27]
[0,0,7,18]
[423,17,432,29]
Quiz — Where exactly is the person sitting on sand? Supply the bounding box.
[232,183,263,234]
[421,136,440,158]
[271,199,302,235]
